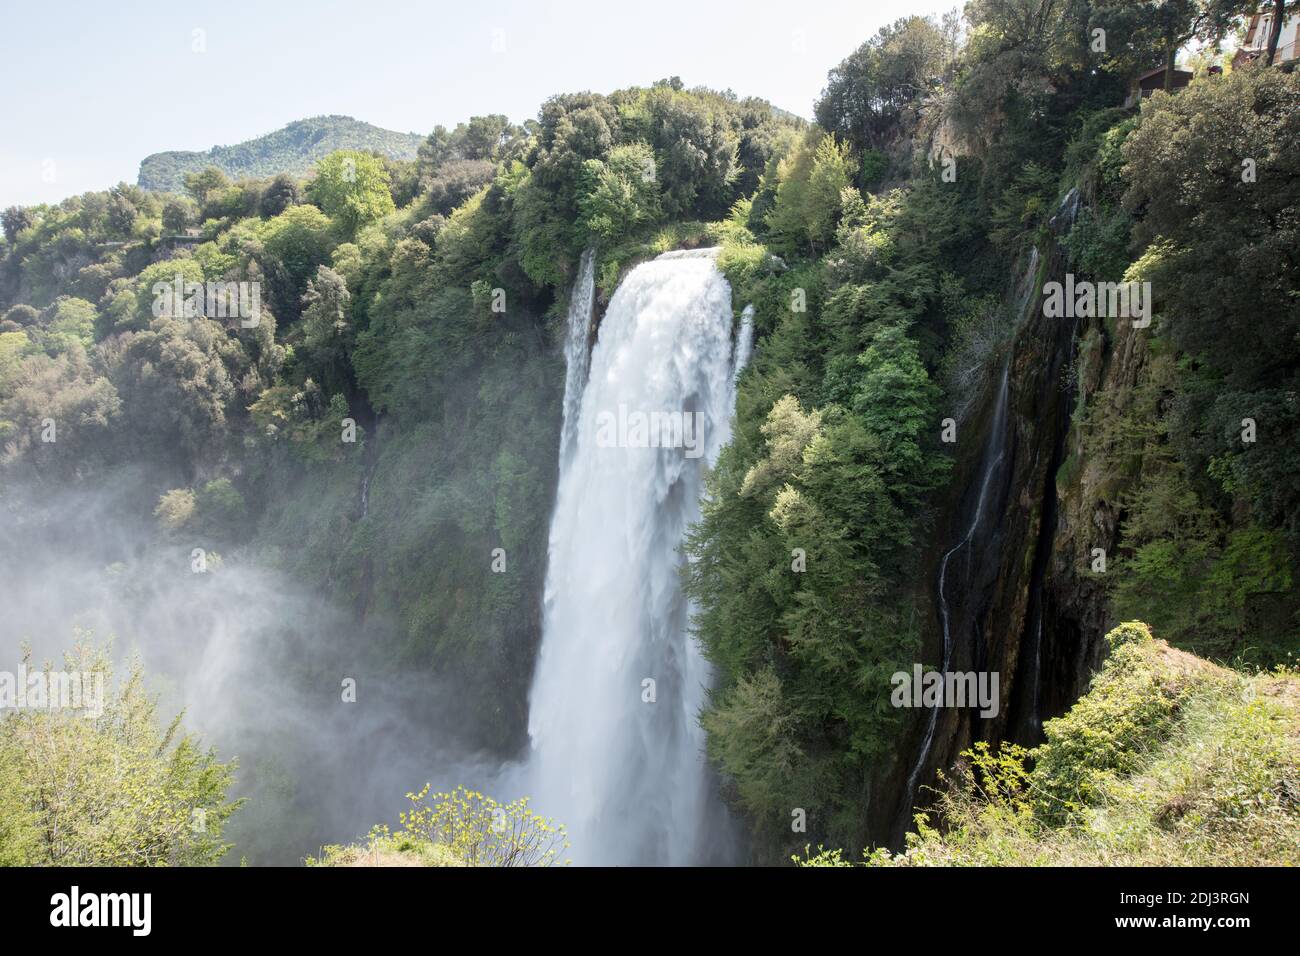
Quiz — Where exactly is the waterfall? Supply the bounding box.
[732,304,755,385]
[902,361,1011,812]
[524,247,740,865]
[559,247,598,463]
[899,244,1043,829]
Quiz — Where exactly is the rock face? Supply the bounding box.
[883,189,1155,842]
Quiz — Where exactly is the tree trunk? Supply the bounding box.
[1164,44,1177,91]
[1266,0,1286,66]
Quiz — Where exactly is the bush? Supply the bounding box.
[806,624,1300,867]
[332,785,570,867]
[0,641,240,865]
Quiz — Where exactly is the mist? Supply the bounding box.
[0,467,503,864]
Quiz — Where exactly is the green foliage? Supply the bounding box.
[162,195,199,234]
[197,477,247,531]
[38,296,96,353]
[154,487,196,530]
[393,784,568,867]
[691,172,952,858]
[987,162,1058,254]
[2,206,36,243]
[1079,328,1298,665]
[248,381,354,463]
[0,640,240,865]
[129,258,205,332]
[1030,623,1189,822]
[6,16,1296,870]
[183,166,230,205]
[764,133,854,257]
[259,173,302,218]
[307,831,464,867]
[0,342,121,475]
[258,204,337,315]
[617,82,743,220]
[297,265,354,392]
[815,15,952,158]
[305,151,396,237]
[577,143,662,243]
[846,625,1300,867]
[1120,68,1300,537]
[310,783,568,868]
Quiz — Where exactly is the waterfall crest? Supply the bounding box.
[524,249,740,865]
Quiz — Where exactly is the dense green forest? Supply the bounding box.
[1,0,1297,866]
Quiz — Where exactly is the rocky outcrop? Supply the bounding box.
[887,189,1156,841]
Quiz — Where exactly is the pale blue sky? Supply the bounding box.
[0,0,955,209]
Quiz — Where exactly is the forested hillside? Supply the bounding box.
[137,115,424,192]
[1,0,1296,867]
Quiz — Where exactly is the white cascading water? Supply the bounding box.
[559,247,598,462]
[524,248,745,865]
[732,304,755,384]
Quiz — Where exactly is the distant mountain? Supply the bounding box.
[137,115,425,192]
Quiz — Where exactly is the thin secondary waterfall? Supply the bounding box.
[732,304,755,384]
[525,247,741,865]
[559,247,598,462]
[899,246,1040,828]
[902,362,1010,811]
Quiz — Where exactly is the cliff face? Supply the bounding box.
[869,623,1300,867]
[889,189,1156,837]
[1038,309,1150,724]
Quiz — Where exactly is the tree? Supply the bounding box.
[456,114,519,161]
[2,206,34,243]
[421,158,497,215]
[183,165,230,206]
[637,85,742,219]
[0,346,121,472]
[0,642,240,865]
[417,114,525,181]
[259,173,301,217]
[105,189,138,237]
[306,150,396,235]
[764,134,854,256]
[162,196,199,234]
[257,204,337,315]
[577,143,662,243]
[39,296,96,352]
[299,265,354,391]
[2,304,39,327]
[1122,66,1300,538]
[1093,0,1252,89]
[816,15,949,158]
[112,309,250,465]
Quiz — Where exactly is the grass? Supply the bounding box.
[307,834,465,867]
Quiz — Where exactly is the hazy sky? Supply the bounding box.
[0,0,956,209]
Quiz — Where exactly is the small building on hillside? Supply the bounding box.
[1123,66,1196,108]
[1234,10,1300,68]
